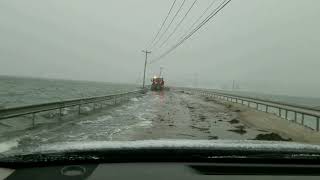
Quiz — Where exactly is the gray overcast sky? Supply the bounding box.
[0,0,319,97]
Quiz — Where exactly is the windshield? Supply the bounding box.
[0,0,320,158]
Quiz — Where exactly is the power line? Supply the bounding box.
[183,0,218,40]
[148,0,177,49]
[166,0,218,52]
[150,0,187,50]
[150,0,231,64]
[156,0,198,52]
[150,0,225,63]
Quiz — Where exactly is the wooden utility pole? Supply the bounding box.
[142,50,151,89]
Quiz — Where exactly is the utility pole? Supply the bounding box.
[142,50,151,89]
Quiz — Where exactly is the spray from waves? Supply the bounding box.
[131,98,139,102]
[0,139,18,153]
[135,120,152,127]
[77,115,113,125]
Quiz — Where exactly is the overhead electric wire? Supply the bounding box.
[148,0,177,49]
[150,0,231,64]
[150,0,226,63]
[150,0,187,50]
[156,0,198,51]
[168,0,218,50]
[183,0,218,40]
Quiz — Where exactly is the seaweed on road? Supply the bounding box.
[228,125,247,135]
[190,125,210,133]
[199,115,206,121]
[229,119,240,124]
[253,133,292,141]
[208,135,219,140]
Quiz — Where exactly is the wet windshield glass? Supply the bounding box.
[0,0,320,157]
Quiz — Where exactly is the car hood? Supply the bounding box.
[7,139,320,156]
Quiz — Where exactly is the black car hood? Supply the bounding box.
[9,139,320,155]
[2,140,320,167]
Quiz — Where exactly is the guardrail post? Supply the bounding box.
[114,96,117,104]
[302,114,305,125]
[266,105,268,113]
[78,104,81,114]
[256,103,259,109]
[294,112,297,122]
[285,110,288,120]
[32,113,36,128]
[279,108,281,116]
[248,102,250,107]
[59,108,62,120]
[317,117,320,131]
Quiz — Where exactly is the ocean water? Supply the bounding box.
[1,75,319,110]
[212,89,320,109]
[0,76,139,109]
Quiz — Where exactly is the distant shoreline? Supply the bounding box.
[0,74,139,86]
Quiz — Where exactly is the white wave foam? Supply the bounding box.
[62,109,69,115]
[77,115,113,125]
[131,98,139,102]
[0,139,18,153]
[82,107,91,112]
[135,120,152,127]
[136,114,146,121]
[77,120,93,125]
[96,115,113,122]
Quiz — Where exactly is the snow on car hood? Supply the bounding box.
[13,140,320,155]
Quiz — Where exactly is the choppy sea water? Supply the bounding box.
[211,89,320,109]
[0,76,138,109]
[1,75,319,109]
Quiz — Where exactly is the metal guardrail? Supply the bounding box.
[0,90,144,127]
[181,88,320,131]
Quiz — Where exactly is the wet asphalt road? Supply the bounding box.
[112,90,268,140]
[2,90,277,155]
